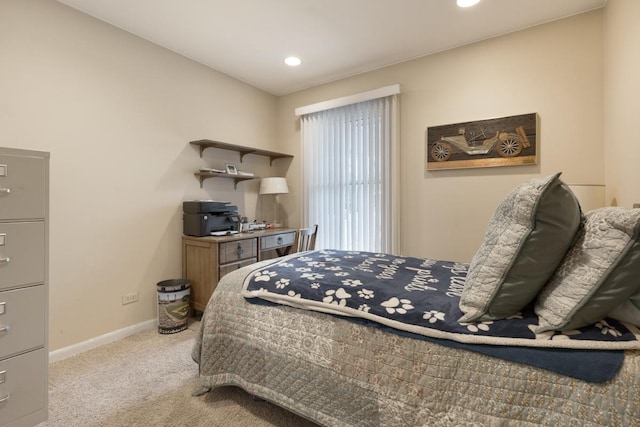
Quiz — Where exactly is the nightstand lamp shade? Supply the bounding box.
[260,177,289,227]
[259,177,289,195]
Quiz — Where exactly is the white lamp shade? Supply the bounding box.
[568,184,605,213]
[259,177,289,195]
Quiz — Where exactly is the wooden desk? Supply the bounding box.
[182,228,296,313]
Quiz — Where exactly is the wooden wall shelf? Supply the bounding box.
[190,139,293,165]
[194,171,258,189]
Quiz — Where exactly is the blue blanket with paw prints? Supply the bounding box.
[242,250,639,381]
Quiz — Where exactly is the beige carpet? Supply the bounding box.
[38,320,317,427]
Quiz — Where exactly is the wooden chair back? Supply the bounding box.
[294,224,318,252]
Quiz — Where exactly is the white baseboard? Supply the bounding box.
[48,319,157,363]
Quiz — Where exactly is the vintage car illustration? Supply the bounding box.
[430,125,530,162]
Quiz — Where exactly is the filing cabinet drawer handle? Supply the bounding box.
[0,188,10,194]
[237,243,244,257]
[0,325,9,333]
[0,257,9,264]
[0,394,9,404]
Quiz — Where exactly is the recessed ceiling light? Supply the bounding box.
[284,56,301,67]
[457,0,480,7]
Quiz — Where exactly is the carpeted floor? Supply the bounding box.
[37,320,317,427]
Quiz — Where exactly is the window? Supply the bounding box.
[298,87,399,253]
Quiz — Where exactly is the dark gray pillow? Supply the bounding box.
[459,173,581,322]
[535,207,640,332]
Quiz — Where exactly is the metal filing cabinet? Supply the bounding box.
[0,147,49,427]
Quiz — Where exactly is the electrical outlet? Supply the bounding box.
[122,292,139,305]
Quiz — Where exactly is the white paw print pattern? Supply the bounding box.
[381,297,414,315]
[286,290,301,298]
[335,272,350,277]
[307,261,326,268]
[357,289,374,299]
[275,278,290,289]
[254,270,277,282]
[301,272,325,281]
[596,319,622,337]
[310,282,321,289]
[323,288,351,306]
[461,321,493,333]
[296,267,312,272]
[423,310,445,324]
[341,279,362,287]
[326,266,343,271]
[528,325,581,341]
[358,304,371,313]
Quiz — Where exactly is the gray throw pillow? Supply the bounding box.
[535,207,640,332]
[608,292,640,327]
[459,173,581,322]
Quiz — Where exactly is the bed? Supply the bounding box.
[192,174,640,426]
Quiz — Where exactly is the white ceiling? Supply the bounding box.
[56,0,606,96]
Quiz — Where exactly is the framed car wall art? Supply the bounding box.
[426,113,537,170]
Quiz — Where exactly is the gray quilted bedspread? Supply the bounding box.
[192,258,640,427]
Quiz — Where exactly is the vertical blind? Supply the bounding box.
[300,93,399,253]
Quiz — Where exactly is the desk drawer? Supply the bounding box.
[0,154,46,221]
[219,258,257,279]
[219,239,257,264]
[261,231,296,250]
[0,222,45,291]
[0,348,47,426]
[0,285,46,360]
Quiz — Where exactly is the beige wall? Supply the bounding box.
[2,1,623,352]
[277,10,604,262]
[604,0,640,208]
[0,0,278,351]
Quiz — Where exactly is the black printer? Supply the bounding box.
[182,201,240,236]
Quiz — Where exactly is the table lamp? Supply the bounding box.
[259,177,289,227]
